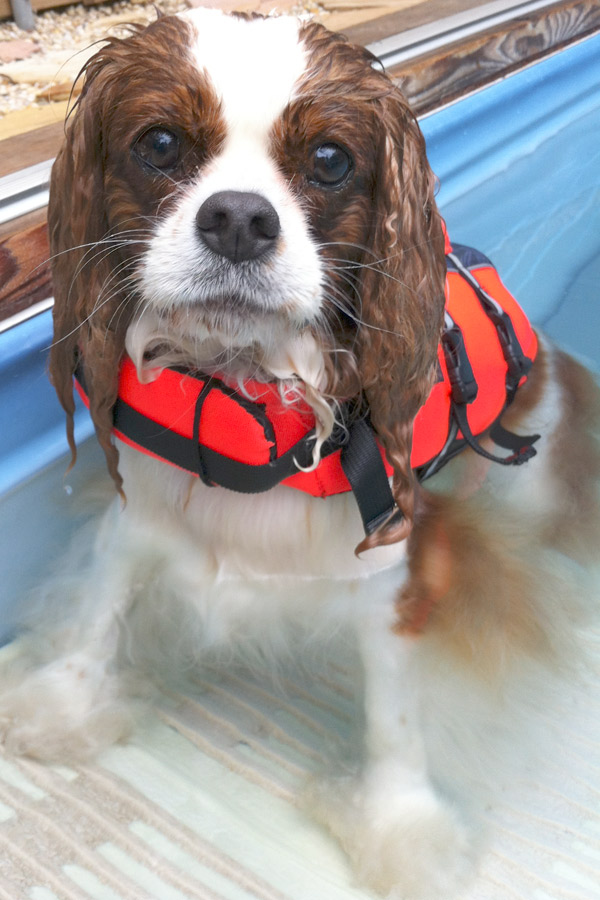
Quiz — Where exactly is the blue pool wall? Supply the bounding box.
[1,33,600,633]
[421,33,600,367]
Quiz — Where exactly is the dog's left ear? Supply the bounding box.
[357,85,446,551]
[48,43,136,493]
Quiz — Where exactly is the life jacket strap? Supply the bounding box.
[447,251,534,397]
[439,250,540,470]
[450,402,539,467]
[192,375,217,486]
[442,311,479,406]
[340,415,399,535]
[489,420,542,464]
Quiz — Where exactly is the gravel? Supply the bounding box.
[0,0,320,118]
[0,1,193,115]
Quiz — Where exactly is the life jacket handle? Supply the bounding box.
[438,253,540,473]
[446,252,533,396]
[442,312,478,405]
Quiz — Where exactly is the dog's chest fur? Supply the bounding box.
[116,443,407,650]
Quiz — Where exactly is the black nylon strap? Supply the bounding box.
[441,248,540,469]
[340,417,399,535]
[451,402,539,466]
[447,250,534,395]
[114,398,311,492]
[192,376,216,486]
[489,420,541,461]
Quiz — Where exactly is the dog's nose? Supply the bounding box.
[196,191,280,263]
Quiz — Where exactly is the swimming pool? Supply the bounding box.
[0,32,599,900]
[1,32,599,635]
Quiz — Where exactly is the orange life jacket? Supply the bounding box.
[75,242,539,536]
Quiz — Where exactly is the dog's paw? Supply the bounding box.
[351,791,475,900]
[306,776,477,900]
[0,652,134,762]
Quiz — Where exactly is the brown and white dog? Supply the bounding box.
[1,9,599,898]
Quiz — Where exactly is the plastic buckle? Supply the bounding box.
[488,309,533,385]
[503,445,538,465]
[441,325,479,405]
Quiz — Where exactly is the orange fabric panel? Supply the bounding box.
[117,361,316,466]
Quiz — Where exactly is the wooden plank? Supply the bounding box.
[0,102,69,145]
[0,0,103,20]
[0,219,51,320]
[323,0,422,35]
[0,206,46,241]
[390,0,600,114]
[344,0,486,45]
[0,121,63,177]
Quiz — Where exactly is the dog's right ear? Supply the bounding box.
[354,82,446,554]
[48,43,138,493]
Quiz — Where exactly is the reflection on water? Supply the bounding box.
[433,96,600,371]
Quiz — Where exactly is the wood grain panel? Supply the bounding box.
[391,0,600,114]
[0,221,51,320]
[0,122,63,178]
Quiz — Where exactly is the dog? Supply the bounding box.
[1,9,599,899]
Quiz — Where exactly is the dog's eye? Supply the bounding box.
[133,127,181,172]
[310,143,353,188]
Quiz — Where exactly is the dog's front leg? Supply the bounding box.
[311,589,476,900]
[0,502,143,762]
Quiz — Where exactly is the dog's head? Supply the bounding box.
[48,8,446,546]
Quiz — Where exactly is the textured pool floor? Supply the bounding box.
[0,634,599,900]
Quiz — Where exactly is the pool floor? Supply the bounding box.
[0,628,599,900]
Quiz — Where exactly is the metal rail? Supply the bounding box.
[370,0,563,68]
[0,158,52,226]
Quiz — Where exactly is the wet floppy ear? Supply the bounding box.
[356,87,446,552]
[48,60,130,493]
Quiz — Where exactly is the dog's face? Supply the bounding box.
[133,13,325,339]
[48,9,447,544]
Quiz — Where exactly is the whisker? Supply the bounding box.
[34,233,152,280]
[321,278,405,339]
[47,256,139,352]
[319,235,439,271]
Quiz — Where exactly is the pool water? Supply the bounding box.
[440,102,600,365]
[1,33,600,635]
[422,32,600,368]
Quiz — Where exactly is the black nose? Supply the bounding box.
[196,190,280,263]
